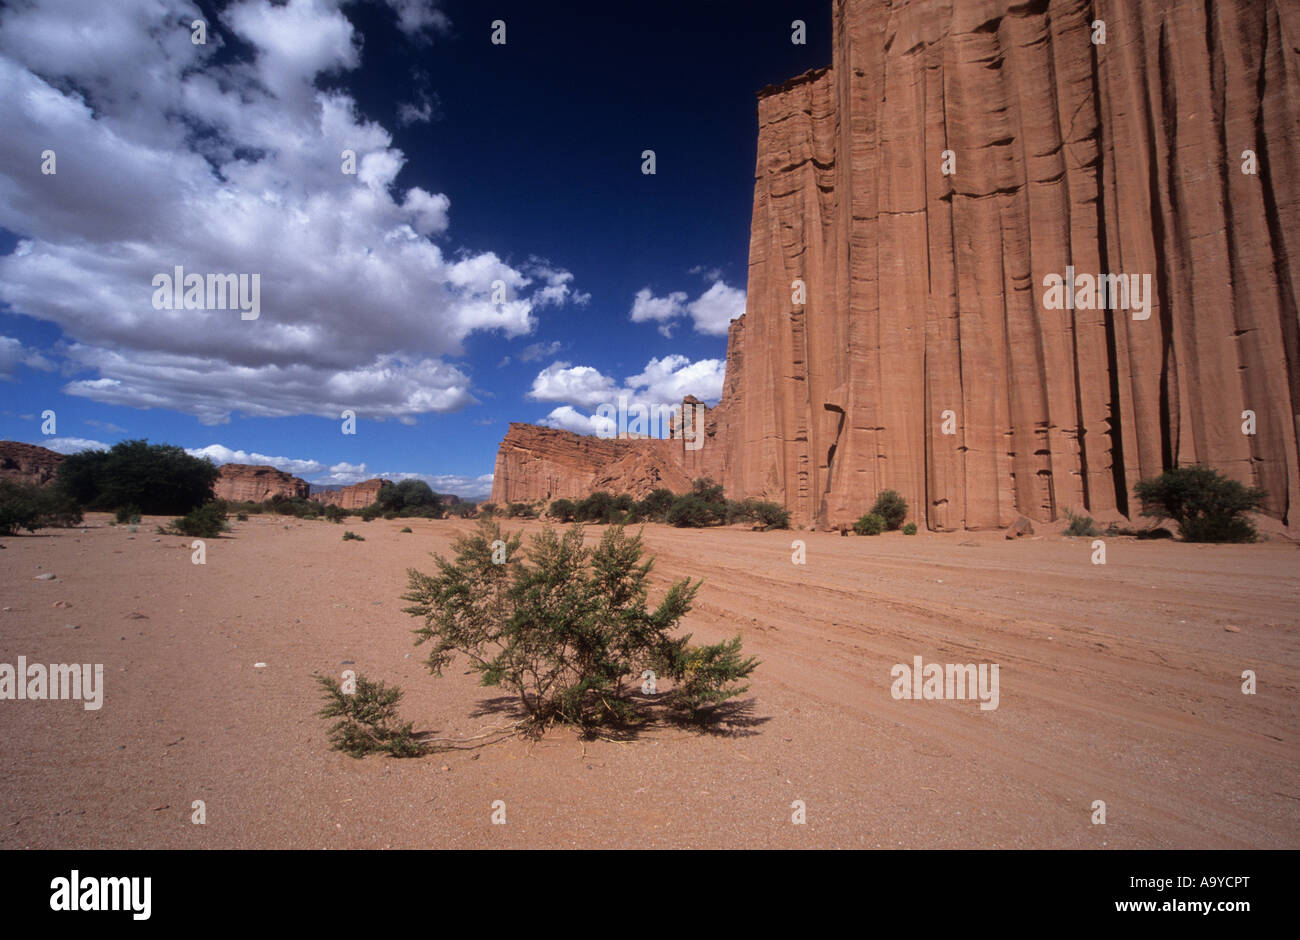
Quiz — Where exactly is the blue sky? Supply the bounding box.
[0,0,829,498]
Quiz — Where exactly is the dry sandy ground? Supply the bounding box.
[0,514,1297,849]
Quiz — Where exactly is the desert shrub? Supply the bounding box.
[342,530,365,541]
[903,522,918,535]
[870,489,908,531]
[236,512,249,522]
[478,503,498,518]
[170,500,228,538]
[114,505,142,524]
[1062,509,1101,537]
[444,501,475,518]
[666,494,719,528]
[56,439,219,515]
[548,498,575,522]
[507,502,539,519]
[402,520,757,728]
[400,526,413,533]
[753,501,789,530]
[359,505,380,522]
[853,512,886,536]
[267,495,321,519]
[322,505,347,524]
[1133,466,1266,543]
[313,673,426,758]
[574,491,614,523]
[375,479,442,517]
[0,481,83,535]
[635,488,676,522]
[226,500,264,516]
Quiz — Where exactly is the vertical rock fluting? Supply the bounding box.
[726,0,1299,529]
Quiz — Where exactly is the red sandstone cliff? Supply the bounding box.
[308,479,385,510]
[213,464,309,502]
[724,0,1300,530]
[0,441,63,486]
[492,425,693,503]
[493,0,1300,531]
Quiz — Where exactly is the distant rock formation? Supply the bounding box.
[493,0,1300,531]
[0,441,63,486]
[492,425,694,503]
[308,478,384,510]
[213,464,309,502]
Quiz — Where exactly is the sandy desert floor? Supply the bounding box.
[0,514,1297,849]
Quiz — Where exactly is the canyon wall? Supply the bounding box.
[308,479,385,510]
[213,464,309,502]
[493,0,1299,530]
[727,0,1300,529]
[0,441,63,486]
[492,424,693,504]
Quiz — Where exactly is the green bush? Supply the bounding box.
[478,502,498,518]
[853,512,886,536]
[322,504,347,524]
[402,521,758,728]
[236,512,249,522]
[574,491,615,523]
[507,502,539,519]
[903,522,918,535]
[666,494,719,528]
[399,526,413,533]
[313,673,426,758]
[1062,509,1101,537]
[870,490,908,530]
[1133,466,1266,543]
[342,530,365,541]
[547,498,575,522]
[56,439,219,515]
[170,500,228,538]
[114,505,142,525]
[0,481,84,536]
[443,501,475,518]
[359,505,380,522]
[375,479,442,517]
[267,495,321,519]
[634,488,676,523]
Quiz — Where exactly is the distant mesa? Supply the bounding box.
[213,464,309,503]
[0,441,64,487]
[493,0,1300,532]
[307,479,385,510]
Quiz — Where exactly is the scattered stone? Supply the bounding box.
[125,612,148,620]
[52,601,71,608]
[1224,625,1241,633]
[64,624,79,630]
[340,660,355,665]
[1005,516,1034,539]
[254,662,267,668]
[34,573,56,581]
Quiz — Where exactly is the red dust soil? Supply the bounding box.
[0,514,1296,848]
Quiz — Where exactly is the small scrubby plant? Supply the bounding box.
[400,526,413,533]
[869,490,908,530]
[1062,509,1101,537]
[903,522,918,535]
[342,530,365,541]
[169,500,228,538]
[313,673,426,758]
[853,512,886,536]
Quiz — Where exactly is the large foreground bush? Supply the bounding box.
[57,439,219,514]
[401,520,757,729]
[169,500,229,538]
[0,481,83,535]
[1133,466,1266,543]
